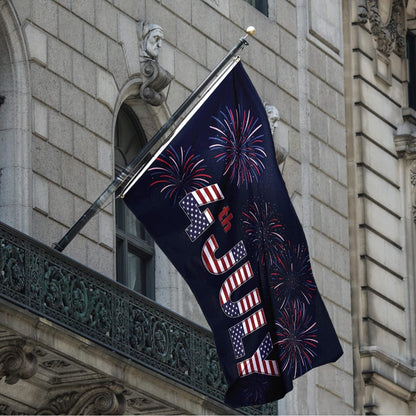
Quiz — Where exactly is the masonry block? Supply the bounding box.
[48,37,72,81]
[58,7,83,52]
[84,24,108,68]
[279,29,297,67]
[31,64,60,109]
[48,182,74,227]
[74,125,98,169]
[24,23,47,65]
[85,96,112,142]
[276,56,298,97]
[97,68,118,110]
[32,136,62,185]
[49,110,73,154]
[33,174,49,214]
[32,100,48,139]
[177,20,206,65]
[202,0,229,17]
[192,0,221,43]
[108,40,129,89]
[174,51,198,90]
[61,154,87,198]
[97,138,112,176]
[96,0,118,40]
[99,211,114,249]
[32,0,58,36]
[73,52,97,96]
[86,241,113,278]
[118,13,140,76]
[61,80,85,125]
[113,0,145,21]
[71,0,95,25]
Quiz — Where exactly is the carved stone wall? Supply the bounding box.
[358,0,406,57]
[344,0,416,414]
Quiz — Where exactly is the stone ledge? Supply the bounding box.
[360,346,416,401]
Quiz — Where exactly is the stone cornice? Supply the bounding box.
[360,346,416,401]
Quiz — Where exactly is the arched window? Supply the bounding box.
[114,104,155,298]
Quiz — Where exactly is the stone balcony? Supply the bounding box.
[0,221,278,414]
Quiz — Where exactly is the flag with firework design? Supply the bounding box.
[123,62,343,408]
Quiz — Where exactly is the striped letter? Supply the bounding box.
[202,235,246,275]
[219,262,261,317]
[229,308,267,359]
[180,184,224,242]
[237,333,280,377]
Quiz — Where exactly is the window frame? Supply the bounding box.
[114,104,155,299]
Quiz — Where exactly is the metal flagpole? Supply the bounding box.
[54,26,256,252]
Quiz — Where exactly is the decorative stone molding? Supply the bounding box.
[36,384,126,415]
[394,108,416,156]
[264,103,288,165]
[357,0,406,57]
[410,161,416,223]
[0,403,20,415]
[137,21,173,106]
[0,342,38,384]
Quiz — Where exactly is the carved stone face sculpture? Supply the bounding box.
[138,22,164,61]
[145,27,164,59]
[265,104,280,135]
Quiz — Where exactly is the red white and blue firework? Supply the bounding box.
[242,201,284,267]
[209,106,267,188]
[275,300,318,379]
[149,146,212,204]
[270,242,317,310]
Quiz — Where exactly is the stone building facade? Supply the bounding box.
[0,0,414,414]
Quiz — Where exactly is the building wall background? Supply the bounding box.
[1,0,414,414]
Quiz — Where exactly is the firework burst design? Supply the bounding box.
[270,242,317,310]
[242,201,284,267]
[275,300,318,379]
[149,146,212,204]
[209,105,267,188]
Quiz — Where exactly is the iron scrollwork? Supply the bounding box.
[0,222,277,414]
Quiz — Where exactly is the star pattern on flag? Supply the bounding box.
[180,194,212,241]
[229,322,245,359]
[259,332,273,360]
[232,241,246,264]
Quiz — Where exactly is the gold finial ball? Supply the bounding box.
[246,26,256,36]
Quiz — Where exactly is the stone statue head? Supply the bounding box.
[264,103,280,135]
[137,21,164,60]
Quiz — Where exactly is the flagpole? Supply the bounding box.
[53,26,256,252]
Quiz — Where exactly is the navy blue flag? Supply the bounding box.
[123,61,343,407]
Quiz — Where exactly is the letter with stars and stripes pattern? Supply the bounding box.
[179,184,224,242]
[201,234,246,275]
[219,262,261,317]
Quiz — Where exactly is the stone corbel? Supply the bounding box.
[36,383,126,415]
[394,108,416,157]
[137,21,173,106]
[0,342,38,385]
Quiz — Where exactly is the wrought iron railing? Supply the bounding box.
[0,222,278,415]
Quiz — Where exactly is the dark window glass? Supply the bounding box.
[407,31,416,110]
[115,104,155,299]
[244,0,268,16]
